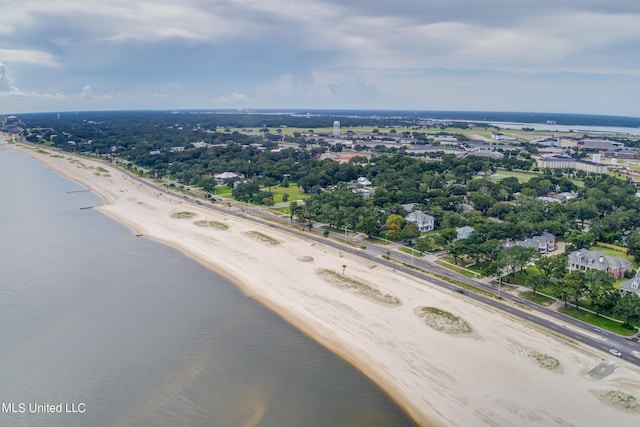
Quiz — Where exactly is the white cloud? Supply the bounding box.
[212,91,251,107]
[0,62,15,92]
[81,85,93,98]
[1,1,639,115]
[0,49,58,67]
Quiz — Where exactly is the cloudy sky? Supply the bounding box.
[1,0,639,116]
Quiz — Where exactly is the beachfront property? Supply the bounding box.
[503,232,556,254]
[567,249,631,279]
[536,155,608,174]
[406,211,435,232]
[455,226,474,240]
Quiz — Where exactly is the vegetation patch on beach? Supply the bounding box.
[50,154,64,158]
[317,269,400,305]
[246,231,280,245]
[193,220,228,230]
[593,390,640,413]
[171,211,197,219]
[416,307,472,334]
[527,350,561,372]
[297,255,314,262]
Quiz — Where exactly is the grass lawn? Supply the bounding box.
[519,290,556,306]
[558,307,638,335]
[213,185,232,196]
[491,168,584,187]
[492,168,541,183]
[365,237,393,245]
[266,184,310,203]
[440,255,474,267]
[398,246,423,257]
[504,267,542,286]
[435,260,482,279]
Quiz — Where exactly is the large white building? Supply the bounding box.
[536,155,608,174]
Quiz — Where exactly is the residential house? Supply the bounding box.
[352,187,373,198]
[619,273,640,296]
[567,249,630,279]
[455,226,474,240]
[505,232,556,254]
[214,171,238,185]
[356,177,372,186]
[406,211,435,233]
[401,203,415,213]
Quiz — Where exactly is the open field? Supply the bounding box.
[491,168,542,183]
[267,184,309,203]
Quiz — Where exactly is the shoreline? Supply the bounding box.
[4,135,640,426]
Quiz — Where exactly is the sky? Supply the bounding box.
[1,0,640,116]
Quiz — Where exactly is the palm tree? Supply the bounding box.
[342,264,347,275]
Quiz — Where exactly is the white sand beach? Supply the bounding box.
[4,135,640,426]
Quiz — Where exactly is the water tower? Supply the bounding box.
[332,121,341,137]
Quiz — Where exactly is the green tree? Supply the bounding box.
[401,222,420,244]
[526,274,548,296]
[385,214,404,239]
[564,270,587,310]
[564,230,595,252]
[282,193,289,202]
[626,231,640,263]
[614,292,640,327]
[584,269,615,315]
[447,239,467,265]
[289,201,299,220]
[572,200,598,229]
[496,246,539,277]
[262,197,274,206]
[536,254,567,279]
[553,278,573,308]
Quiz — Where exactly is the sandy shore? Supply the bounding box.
[4,135,640,426]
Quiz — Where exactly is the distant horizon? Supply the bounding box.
[7,108,640,128]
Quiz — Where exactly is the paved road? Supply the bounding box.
[120,166,640,366]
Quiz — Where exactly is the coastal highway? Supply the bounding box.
[119,167,640,367]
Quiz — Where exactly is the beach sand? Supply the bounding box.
[4,135,640,426]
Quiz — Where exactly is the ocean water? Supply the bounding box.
[0,145,416,427]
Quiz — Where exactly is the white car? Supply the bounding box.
[609,348,622,357]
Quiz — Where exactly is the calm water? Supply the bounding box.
[0,145,415,427]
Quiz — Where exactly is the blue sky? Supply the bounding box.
[1,0,640,116]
